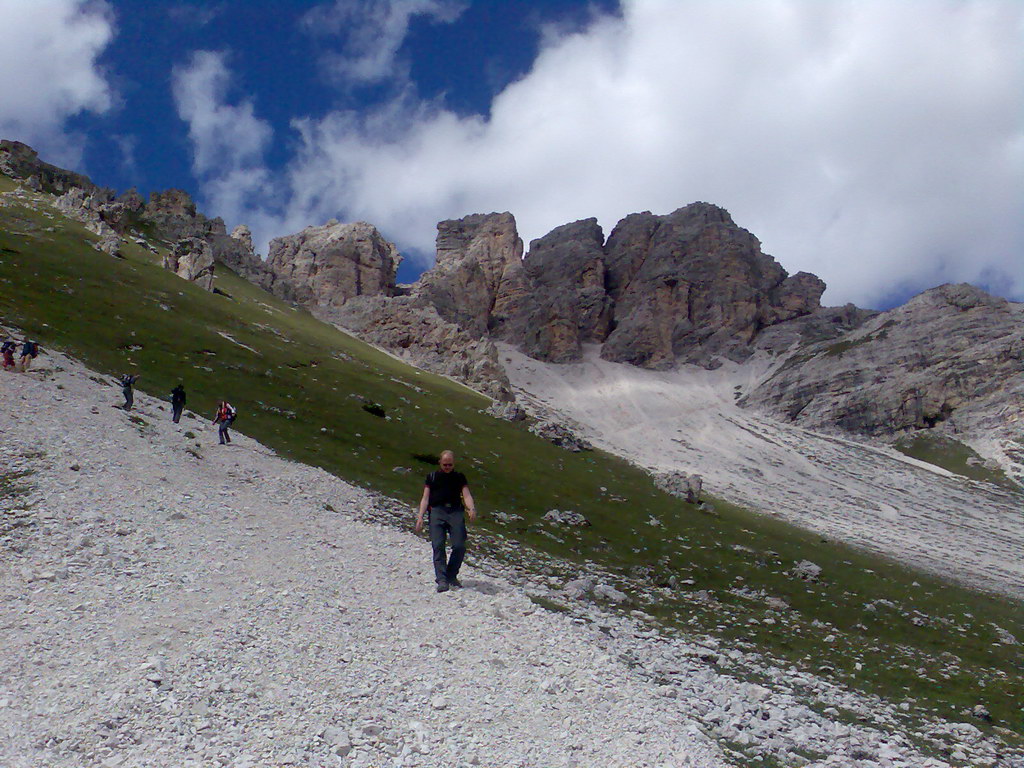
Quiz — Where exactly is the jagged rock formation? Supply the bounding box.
[313,205,834,399]
[265,221,401,309]
[599,205,825,368]
[0,142,274,292]
[518,218,612,362]
[139,189,210,241]
[742,284,1024,439]
[139,189,261,282]
[415,204,827,370]
[163,238,215,291]
[413,213,527,337]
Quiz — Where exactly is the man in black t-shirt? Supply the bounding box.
[415,450,477,592]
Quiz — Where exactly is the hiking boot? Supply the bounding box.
[447,578,463,589]
[435,582,450,593]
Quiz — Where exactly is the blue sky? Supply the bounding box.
[1,0,1022,307]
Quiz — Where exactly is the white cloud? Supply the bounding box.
[190,0,1024,307]
[172,51,273,233]
[0,0,115,166]
[302,0,467,86]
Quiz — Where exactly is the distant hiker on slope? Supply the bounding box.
[119,373,140,410]
[19,339,39,372]
[170,384,186,423]
[213,400,236,444]
[1,340,15,371]
[415,450,477,592]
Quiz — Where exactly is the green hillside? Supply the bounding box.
[1,175,1021,754]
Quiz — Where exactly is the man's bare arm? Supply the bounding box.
[415,486,430,533]
[462,487,477,522]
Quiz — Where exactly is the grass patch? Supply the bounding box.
[895,433,1015,488]
[1,175,1023,742]
[0,469,33,506]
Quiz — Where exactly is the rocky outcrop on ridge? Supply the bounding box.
[0,141,269,287]
[314,205,832,400]
[742,283,1024,439]
[0,140,98,195]
[265,221,401,309]
[162,237,216,291]
[139,189,263,282]
[139,189,214,242]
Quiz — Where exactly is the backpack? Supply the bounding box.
[225,403,237,420]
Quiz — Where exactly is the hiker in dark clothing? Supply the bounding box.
[1,340,15,371]
[415,450,477,592]
[19,340,39,372]
[120,373,140,410]
[213,401,236,444]
[170,384,186,423]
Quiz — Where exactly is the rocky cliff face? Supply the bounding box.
[421,204,826,369]
[518,218,613,362]
[265,221,401,308]
[599,204,825,368]
[741,283,1024,439]
[413,212,527,337]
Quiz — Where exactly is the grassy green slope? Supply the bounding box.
[1,177,1022,746]
[895,433,1014,488]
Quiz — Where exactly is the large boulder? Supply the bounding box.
[265,220,400,308]
[163,238,215,291]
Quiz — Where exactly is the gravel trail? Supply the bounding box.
[0,351,1010,768]
[0,351,723,767]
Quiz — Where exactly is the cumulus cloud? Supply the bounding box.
[190,0,1024,307]
[302,0,467,86]
[172,51,273,234]
[0,0,115,166]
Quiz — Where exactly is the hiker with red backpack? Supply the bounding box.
[1,340,16,371]
[213,400,237,444]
